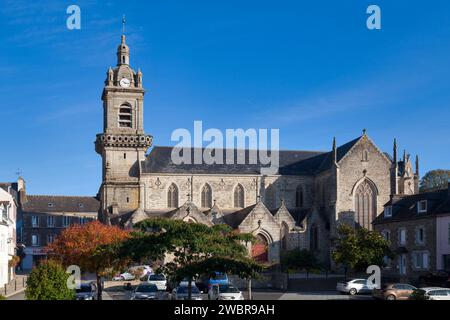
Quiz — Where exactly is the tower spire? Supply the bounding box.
[393,138,397,164]
[122,15,126,35]
[117,31,130,66]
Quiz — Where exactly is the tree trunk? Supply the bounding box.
[247,278,252,300]
[188,276,192,300]
[97,274,102,300]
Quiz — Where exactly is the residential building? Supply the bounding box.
[0,184,17,287]
[373,183,450,280]
[1,178,100,270]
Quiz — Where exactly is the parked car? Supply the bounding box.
[410,287,450,300]
[130,265,153,277]
[113,272,135,281]
[419,271,450,287]
[75,282,98,300]
[131,283,159,300]
[143,273,167,291]
[336,279,377,295]
[171,285,203,300]
[179,277,197,288]
[210,272,229,286]
[208,284,244,300]
[372,283,417,300]
[195,272,229,293]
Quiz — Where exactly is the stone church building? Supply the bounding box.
[96,35,420,267]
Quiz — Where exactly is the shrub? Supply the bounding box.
[25,260,75,300]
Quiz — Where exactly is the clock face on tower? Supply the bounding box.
[119,77,131,88]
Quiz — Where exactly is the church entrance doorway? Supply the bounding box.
[252,234,269,262]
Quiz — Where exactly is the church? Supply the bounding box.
[95,35,420,267]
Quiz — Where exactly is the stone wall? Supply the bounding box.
[336,137,392,226]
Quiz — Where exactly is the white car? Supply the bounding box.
[419,287,450,300]
[113,272,135,281]
[208,284,244,300]
[144,273,167,291]
[336,279,377,295]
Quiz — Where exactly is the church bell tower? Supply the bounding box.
[95,33,152,222]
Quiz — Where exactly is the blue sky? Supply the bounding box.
[1,0,450,196]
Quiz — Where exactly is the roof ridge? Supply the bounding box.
[151,145,327,154]
[27,194,98,199]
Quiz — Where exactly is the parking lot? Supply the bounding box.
[103,280,374,300]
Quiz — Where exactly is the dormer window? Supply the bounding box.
[118,104,132,128]
[417,200,427,213]
[384,206,393,218]
[47,202,54,208]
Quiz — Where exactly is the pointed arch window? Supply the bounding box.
[234,184,245,208]
[201,184,212,208]
[362,150,369,162]
[310,225,319,251]
[281,222,289,251]
[118,104,132,128]
[167,183,179,208]
[354,180,377,230]
[295,185,304,208]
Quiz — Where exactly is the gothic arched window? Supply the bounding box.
[167,183,179,208]
[362,150,369,162]
[295,185,304,208]
[201,184,212,208]
[354,180,377,230]
[281,222,289,251]
[234,184,245,208]
[118,104,132,128]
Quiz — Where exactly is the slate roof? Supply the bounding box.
[373,186,450,224]
[141,137,363,176]
[222,204,257,228]
[21,195,100,213]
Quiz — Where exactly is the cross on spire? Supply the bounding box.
[122,15,126,35]
[15,168,22,177]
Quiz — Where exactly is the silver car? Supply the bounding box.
[336,279,377,295]
[171,285,203,300]
[131,284,159,300]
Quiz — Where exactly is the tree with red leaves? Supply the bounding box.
[47,221,131,300]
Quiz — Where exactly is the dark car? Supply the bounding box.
[419,271,450,287]
[75,282,98,300]
[196,272,229,293]
[131,284,159,300]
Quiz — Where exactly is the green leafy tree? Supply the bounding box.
[25,260,75,300]
[420,169,450,193]
[121,218,263,299]
[332,225,393,274]
[281,249,321,274]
